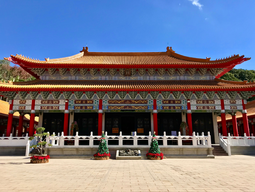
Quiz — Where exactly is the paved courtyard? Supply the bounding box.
[0,156,255,192]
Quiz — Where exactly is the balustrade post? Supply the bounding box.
[178,131,182,146]
[60,132,64,147]
[163,131,167,147]
[25,140,30,156]
[202,132,205,145]
[207,132,211,147]
[197,132,200,145]
[105,131,108,145]
[244,133,248,146]
[227,133,231,156]
[75,132,79,146]
[148,131,152,147]
[89,132,93,147]
[119,131,123,147]
[192,132,197,146]
[46,132,50,147]
[134,131,137,147]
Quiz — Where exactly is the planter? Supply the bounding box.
[30,155,50,164]
[94,156,110,160]
[147,156,162,160]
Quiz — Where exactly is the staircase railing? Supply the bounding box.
[219,133,231,156]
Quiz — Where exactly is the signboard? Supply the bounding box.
[162,100,181,104]
[74,100,93,104]
[41,100,60,104]
[108,100,148,104]
[108,106,148,110]
[40,106,60,110]
[161,106,182,110]
[112,128,119,133]
[137,128,144,134]
[74,106,94,110]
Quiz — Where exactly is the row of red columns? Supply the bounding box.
[6,98,251,137]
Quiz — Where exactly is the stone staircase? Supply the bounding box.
[212,144,228,156]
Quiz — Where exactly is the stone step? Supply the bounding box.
[212,146,228,156]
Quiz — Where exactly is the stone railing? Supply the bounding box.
[46,131,212,148]
[0,134,29,146]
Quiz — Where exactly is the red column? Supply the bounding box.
[187,99,193,135]
[242,99,250,136]
[18,112,24,136]
[153,99,158,135]
[252,122,255,136]
[98,99,103,135]
[29,99,36,136]
[220,99,227,136]
[232,113,239,136]
[63,99,69,135]
[6,100,14,136]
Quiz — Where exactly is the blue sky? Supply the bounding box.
[0,0,254,69]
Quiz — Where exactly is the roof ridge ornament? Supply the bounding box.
[80,47,89,56]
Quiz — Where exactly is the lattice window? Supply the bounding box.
[138,69,146,76]
[194,91,204,99]
[48,68,57,76]
[85,91,94,99]
[52,91,61,99]
[41,92,50,100]
[161,91,170,99]
[198,68,207,76]
[74,91,83,99]
[206,91,215,100]
[59,68,67,76]
[139,91,148,99]
[70,68,78,76]
[63,92,72,99]
[109,69,117,76]
[96,91,105,99]
[183,91,193,99]
[118,91,127,99]
[89,68,98,76]
[19,92,28,100]
[187,68,196,76]
[167,68,176,76]
[107,91,116,99]
[209,68,222,76]
[157,69,165,76]
[80,68,88,76]
[30,91,39,100]
[119,69,125,76]
[147,69,155,76]
[172,91,181,99]
[177,68,186,76]
[129,91,138,99]
[217,91,226,99]
[150,91,159,99]
[99,69,108,76]
[228,91,237,100]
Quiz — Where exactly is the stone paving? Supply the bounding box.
[0,156,255,192]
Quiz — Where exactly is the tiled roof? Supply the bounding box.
[7,47,249,67]
[1,79,255,92]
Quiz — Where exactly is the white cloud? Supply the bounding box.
[189,0,203,10]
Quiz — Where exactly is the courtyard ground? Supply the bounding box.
[0,155,254,192]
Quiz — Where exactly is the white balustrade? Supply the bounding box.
[0,133,29,146]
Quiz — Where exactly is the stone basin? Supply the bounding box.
[116,149,141,160]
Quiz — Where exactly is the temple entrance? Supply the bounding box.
[105,113,151,135]
[43,113,64,135]
[158,113,182,136]
[74,113,98,135]
[192,113,215,143]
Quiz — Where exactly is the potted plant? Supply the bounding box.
[146,133,163,160]
[94,132,111,160]
[180,121,189,135]
[29,127,52,163]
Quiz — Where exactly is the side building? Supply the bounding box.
[1,47,254,144]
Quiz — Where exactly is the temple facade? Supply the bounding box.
[1,47,254,144]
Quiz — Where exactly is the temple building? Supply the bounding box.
[1,47,254,144]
